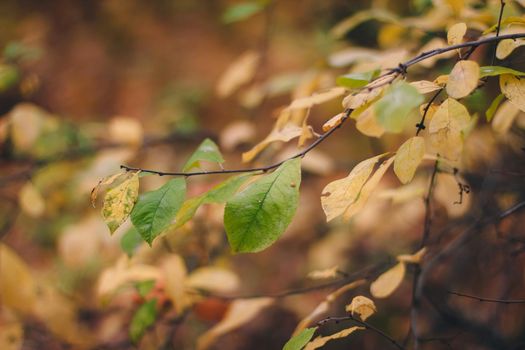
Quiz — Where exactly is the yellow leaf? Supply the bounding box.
[355,106,385,138]
[500,74,525,112]
[0,322,23,350]
[322,113,346,132]
[397,247,427,264]
[444,0,464,15]
[342,86,384,109]
[0,244,36,314]
[447,22,467,46]
[446,60,480,99]
[216,51,260,97]
[307,265,340,280]
[197,298,273,350]
[492,100,520,134]
[370,262,406,298]
[428,98,471,161]
[496,39,525,60]
[101,172,139,233]
[108,117,143,146]
[305,326,364,350]
[162,254,188,315]
[97,255,161,298]
[18,182,45,218]
[288,87,346,110]
[394,136,425,184]
[434,74,449,86]
[321,154,384,222]
[342,155,395,220]
[378,23,406,48]
[345,295,376,321]
[186,267,240,294]
[91,172,126,207]
[410,80,442,94]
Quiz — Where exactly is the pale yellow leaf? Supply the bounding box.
[345,295,376,321]
[321,154,384,222]
[496,39,525,59]
[342,156,395,220]
[162,254,188,315]
[370,262,406,298]
[342,86,384,109]
[216,51,260,97]
[97,255,161,297]
[447,22,467,46]
[410,80,442,94]
[186,267,240,294]
[18,182,45,218]
[307,266,340,280]
[446,60,480,99]
[328,47,378,67]
[355,106,385,138]
[322,113,345,132]
[101,172,139,233]
[0,244,37,314]
[305,326,364,350]
[394,136,425,184]
[91,172,126,207]
[220,120,256,151]
[0,322,23,350]
[108,117,143,146]
[500,74,525,112]
[197,298,273,350]
[434,74,449,86]
[288,87,346,110]
[428,98,471,161]
[397,247,427,264]
[492,100,520,134]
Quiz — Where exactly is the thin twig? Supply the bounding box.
[448,290,525,304]
[317,315,405,350]
[491,0,506,65]
[416,89,442,135]
[121,109,353,177]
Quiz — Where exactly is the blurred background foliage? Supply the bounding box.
[0,0,525,349]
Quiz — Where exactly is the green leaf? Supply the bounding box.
[222,1,266,24]
[183,138,225,172]
[283,327,317,350]
[336,69,380,89]
[374,81,423,133]
[486,93,505,122]
[0,64,20,92]
[120,227,143,257]
[129,299,157,344]
[172,174,252,230]
[135,280,155,297]
[131,178,186,245]
[102,173,140,234]
[224,159,301,253]
[479,66,525,78]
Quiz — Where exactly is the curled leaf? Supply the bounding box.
[346,295,376,321]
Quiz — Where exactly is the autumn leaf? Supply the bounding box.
[492,100,520,134]
[397,247,427,264]
[304,327,364,350]
[447,22,466,47]
[102,172,140,234]
[216,50,260,97]
[428,98,471,161]
[496,39,525,59]
[394,136,425,184]
[410,80,442,94]
[288,87,346,110]
[370,262,406,298]
[500,74,525,112]
[321,154,384,222]
[307,266,340,280]
[346,295,376,321]
[446,60,479,99]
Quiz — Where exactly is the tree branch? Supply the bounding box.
[317,315,405,350]
[448,290,525,304]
